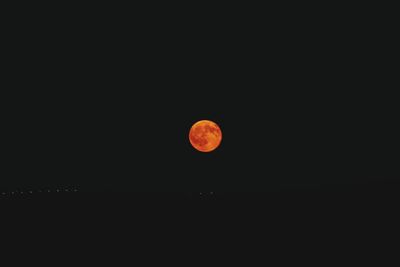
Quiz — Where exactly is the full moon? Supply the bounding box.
[189,120,222,152]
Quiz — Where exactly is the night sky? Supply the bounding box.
[2,7,398,196]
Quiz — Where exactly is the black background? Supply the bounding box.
[2,6,399,263]
[1,4,399,195]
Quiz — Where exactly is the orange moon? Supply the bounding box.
[189,120,222,152]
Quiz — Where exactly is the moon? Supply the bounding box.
[189,120,222,152]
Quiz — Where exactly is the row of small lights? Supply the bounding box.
[1,188,79,196]
[1,190,215,196]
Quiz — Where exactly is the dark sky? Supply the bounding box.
[2,7,398,194]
